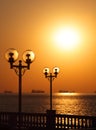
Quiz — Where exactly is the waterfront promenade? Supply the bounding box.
[0,110,96,130]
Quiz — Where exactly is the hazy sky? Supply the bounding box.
[0,0,96,93]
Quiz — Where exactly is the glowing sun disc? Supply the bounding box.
[53,27,80,50]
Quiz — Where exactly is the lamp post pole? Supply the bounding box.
[5,48,35,113]
[43,67,59,110]
[50,73,52,110]
[9,60,28,113]
[18,60,22,113]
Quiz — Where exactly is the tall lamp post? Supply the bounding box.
[5,48,35,113]
[43,67,59,110]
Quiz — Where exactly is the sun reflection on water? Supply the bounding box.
[53,92,92,115]
[55,92,79,96]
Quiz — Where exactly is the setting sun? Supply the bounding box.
[0,0,95,94]
[53,27,80,51]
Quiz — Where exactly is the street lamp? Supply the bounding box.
[43,67,59,110]
[5,48,35,113]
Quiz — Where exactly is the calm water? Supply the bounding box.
[0,93,96,116]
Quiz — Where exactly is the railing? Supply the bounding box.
[0,112,47,129]
[55,114,96,129]
[0,111,96,129]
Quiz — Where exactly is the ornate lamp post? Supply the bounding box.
[5,48,35,113]
[43,67,59,110]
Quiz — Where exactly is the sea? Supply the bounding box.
[0,93,96,116]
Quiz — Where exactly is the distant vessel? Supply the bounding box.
[4,91,13,94]
[59,90,75,93]
[31,90,45,93]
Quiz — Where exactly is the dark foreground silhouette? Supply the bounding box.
[0,110,96,130]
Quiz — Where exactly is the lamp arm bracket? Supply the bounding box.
[14,68,27,76]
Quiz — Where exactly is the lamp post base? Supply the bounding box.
[46,109,56,128]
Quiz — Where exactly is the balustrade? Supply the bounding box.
[0,112,96,129]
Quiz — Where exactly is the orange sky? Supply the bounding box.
[0,0,96,93]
